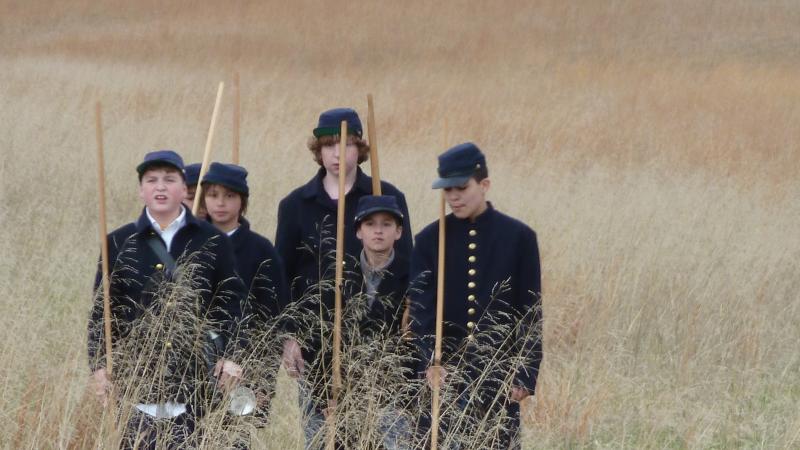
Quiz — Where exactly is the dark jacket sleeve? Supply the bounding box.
[87,231,124,372]
[249,242,287,324]
[408,227,437,372]
[208,233,247,355]
[513,228,542,393]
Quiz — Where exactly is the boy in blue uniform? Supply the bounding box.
[409,143,542,449]
[201,162,287,418]
[337,195,413,449]
[87,151,246,449]
[182,162,206,219]
[275,108,413,448]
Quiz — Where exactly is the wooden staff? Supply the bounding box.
[193,82,225,215]
[367,94,381,195]
[430,190,446,450]
[327,120,349,450]
[232,72,240,164]
[94,102,114,375]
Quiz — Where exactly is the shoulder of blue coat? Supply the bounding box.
[492,209,537,237]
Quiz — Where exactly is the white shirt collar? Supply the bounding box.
[146,206,187,251]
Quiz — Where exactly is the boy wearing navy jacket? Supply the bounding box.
[201,162,287,417]
[275,108,412,448]
[87,151,246,449]
[409,143,542,449]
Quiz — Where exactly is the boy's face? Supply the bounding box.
[138,168,187,216]
[356,212,402,254]
[320,139,359,177]
[204,184,242,227]
[184,185,207,218]
[444,177,490,221]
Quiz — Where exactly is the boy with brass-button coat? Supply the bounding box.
[409,143,542,449]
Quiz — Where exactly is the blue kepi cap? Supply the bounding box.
[354,195,404,229]
[431,142,487,189]
[136,150,185,177]
[184,163,202,186]
[201,162,249,196]
[313,108,363,138]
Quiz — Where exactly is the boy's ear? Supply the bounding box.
[480,178,491,194]
[356,227,364,241]
[395,225,403,240]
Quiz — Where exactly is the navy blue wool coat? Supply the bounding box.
[409,203,542,394]
[87,208,246,404]
[274,167,412,351]
[230,218,287,328]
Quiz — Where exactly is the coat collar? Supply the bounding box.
[229,217,251,249]
[300,167,372,199]
[450,201,495,227]
[135,205,202,234]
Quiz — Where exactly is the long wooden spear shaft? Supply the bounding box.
[430,190,446,450]
[232,72,240,165]
[367,94,381,195]
[95,102,114,375]
[193,82,225,215]
[328,120,349,450]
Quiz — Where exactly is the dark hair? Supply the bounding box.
[200,183,249,218]
[138,163,185,183]
[307,134,370,166]
[471,165,489,182]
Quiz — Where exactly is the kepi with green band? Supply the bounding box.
[313,107,363,138]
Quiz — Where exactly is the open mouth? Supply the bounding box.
[155,195,168,201]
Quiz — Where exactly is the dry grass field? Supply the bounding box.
[2,0,799,448]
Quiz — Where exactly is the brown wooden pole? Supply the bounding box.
[367,94,381,195]
[95,102,114,376]
[327,120,348,450]
[232,72,240,165]
[430,190,446,450]
[193,82,225,215]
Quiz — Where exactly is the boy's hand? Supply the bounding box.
[426,365,447,389]
[89,368,112,403]
[510,386,530,402]
[282,338,304,378]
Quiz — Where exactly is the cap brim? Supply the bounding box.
[431,175,471,189]
[136,160,184,176]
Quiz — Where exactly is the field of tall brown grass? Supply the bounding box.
[2,0,799,448]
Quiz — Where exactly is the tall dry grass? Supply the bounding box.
[1,0,799,448]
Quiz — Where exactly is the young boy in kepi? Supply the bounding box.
[275,108,413,448]
[201,162,286,422]
[338,195,412,449]
[87,150,246,449]
[409,142,542,449]
[182,163,206,219]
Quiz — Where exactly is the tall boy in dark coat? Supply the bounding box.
[409,143,542,449]
[274,108,412,448]
[87,150,246,449]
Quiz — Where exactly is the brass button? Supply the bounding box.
[469,230,477,237]
[468,294,476,301]
[468,243,477,250]
[468,256,476,263]
[466,321,475,330]
[468,282,476,289]
[155,263,164,270]
[164,341,172,349]
[468,307,476,316]
[468,269,476,276]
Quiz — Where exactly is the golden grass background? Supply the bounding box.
[2,0,799,447]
